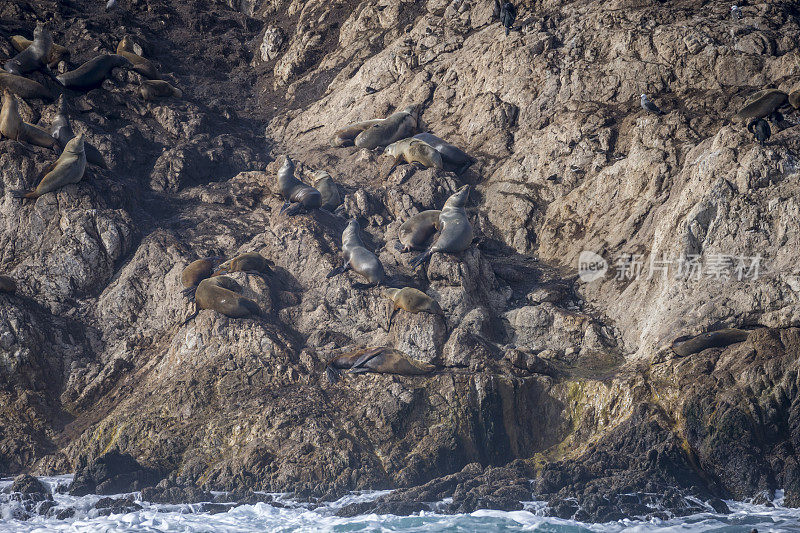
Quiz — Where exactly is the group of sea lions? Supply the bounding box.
[0,23,182,198]
[734,88,800,146]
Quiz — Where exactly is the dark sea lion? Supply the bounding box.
[398,210,441,252]
[212,252,273,279]
[311,171,342,212]
[384,137,443,176]
[10,34,69,68]
[51,95,107,168]
[138,80,182,100]
[12,133,86,199]
[180,275,261,325]
[0,72,53,101]
[0,89,57,149]
[180,256,224,297]
[789,89,800,110]
[327,219,386,286]
[4,23,54,78]
[0,275,16,294]
[325,346,435,383]
[331,118,382,147]
[117,36,160,80]
[354,105,420,149]
[276,156,322,215]
[410,185,474,270]
[413,133,473,174]
[734,90,788,121]
[383,287,443,329]
[748,118,770,146]
[670,328,751,357]
[57,54,133,89]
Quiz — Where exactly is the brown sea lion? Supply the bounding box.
[311,171,342,212]
[398,210,441,252]
[325,346,435,383]
[180,275,261,325]
[410,185,474,270]
[733,89,788,121]
[12,133,86,199]
[384,137,443,176]
[331,118,382,147]
[670,328,751,357]
[180,256,224,297]
[327,219,385,287]
[212,252,273,279]
[276,156,322,215]
[138,80,182,100]
[0,89,57,149]
[4,23,54,78]
[50,95,107,168]
[413,132,474,174]
[0,275,16,294]
[354,105,420,149]
[0,72,53,101]
[117,36,160,80]
[10,34,69,68]
[383,287,443,329]
[57,54,133,89]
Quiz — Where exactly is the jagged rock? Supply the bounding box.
[69,451,162,496]
[9,474,48,495]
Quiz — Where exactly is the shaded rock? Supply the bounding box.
[69,451,161,496]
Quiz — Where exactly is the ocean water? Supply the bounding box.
[1,476,798,532]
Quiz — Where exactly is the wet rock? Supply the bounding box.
[94,495,143,516]
[69,452,162,496]
[9,474,48,495]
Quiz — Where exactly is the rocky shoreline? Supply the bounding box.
[1,0,800,526]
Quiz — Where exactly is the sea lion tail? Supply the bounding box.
[11,189,35,199]
[409,250,432,270]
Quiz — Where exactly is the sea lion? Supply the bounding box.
[413,133,474,174]
[325,346,435,383]
[12,133,86,199]
[398,210,441,252]
[354,105,420,149]
[57,54,133,89]
[311,170,342,212]
[327,219,386,286]
[670,328,750,357]
[212,252,273,279]
[180,256,224,297]
[180,275,260,325]
[383,287,443,329]
[4,23,54,78]
[10,34,69,68]
[410,185,474,270]
[734,89,788,121]
[331,119,382,147]
[276,156,322,215]
[0,275,16,294]
[789,89,800,110]
[51,95,107,168]
[0,89,57,149]
[0,72,53,101]
[748,118,770,145]
[384,137,443,176]
[116,36,160,79]
[138,80,182,100]
[496,0,518,35]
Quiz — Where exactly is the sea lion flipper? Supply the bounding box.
[10,189,35,199]
[326,263,349,278]
[350,347,386,370]
[347,367,371,374]
[409,250,432,270]
[181,286,198,300]
[386,156,401,177]
[179,306,199,327]
[387,307,398,331]
[325,366,342,384]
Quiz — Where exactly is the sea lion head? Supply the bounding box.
[402,104,421,125]
[382,288,400,300]
[118,35,134,53]
[444,185,470,208]
[65,133,85,154]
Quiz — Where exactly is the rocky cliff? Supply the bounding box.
[1,0,800,522]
